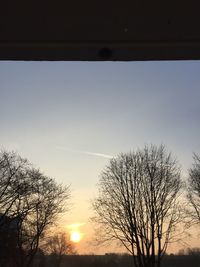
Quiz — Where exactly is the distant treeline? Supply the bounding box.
[33,253,200,267]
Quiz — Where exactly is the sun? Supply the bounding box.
[67,223,84,243]
[70,231,81,243]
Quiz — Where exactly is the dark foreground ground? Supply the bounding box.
[34,253,200,267]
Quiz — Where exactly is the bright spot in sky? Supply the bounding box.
[67,223,85,243]
[70,231,81,243]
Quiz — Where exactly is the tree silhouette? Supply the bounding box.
[0,150,70,267]
[43,231,76,267]
[92,145,182,267]
[187,153,200,224]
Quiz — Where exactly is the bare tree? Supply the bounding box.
[0,151,28,225]
[92,145,182,267]
[0,150,70,267]
[43,231,76,267]
[0,151,30,267]
[187,153,200,224]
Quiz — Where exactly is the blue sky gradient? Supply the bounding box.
[0,61,200,253]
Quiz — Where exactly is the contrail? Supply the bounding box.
[56,146,113,159]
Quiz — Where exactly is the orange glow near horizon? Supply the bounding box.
[67,223,85,243]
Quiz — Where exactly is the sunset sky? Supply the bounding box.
[0,61,200,254]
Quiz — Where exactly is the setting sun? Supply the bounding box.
[67,223,85,243]
[70,231,81,243]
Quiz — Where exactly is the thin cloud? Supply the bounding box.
[56,146,113,159]
[67,223,85,230]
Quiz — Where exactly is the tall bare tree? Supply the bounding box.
[0,150,70,267]
[187,153,200,224]
[92,145,182,267]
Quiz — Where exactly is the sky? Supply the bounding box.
[0,61,200,254]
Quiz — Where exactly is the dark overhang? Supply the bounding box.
[1,1,200,61]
